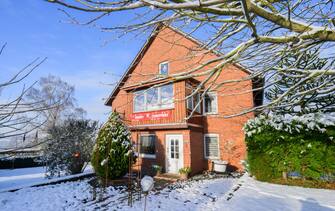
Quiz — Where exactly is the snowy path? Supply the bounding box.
[0,174,334,211]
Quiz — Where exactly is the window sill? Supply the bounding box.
[139,154,156,159]
[133,107,174,114]
[203,113,219,116]
[187,109,202,114]
[205,157,220,160]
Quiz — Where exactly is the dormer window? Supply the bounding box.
[159,62,169,75]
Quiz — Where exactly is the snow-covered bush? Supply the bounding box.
[43,119,98,177]
[244,113,335,182]
[244,112,335,137]
[91,112,132,180]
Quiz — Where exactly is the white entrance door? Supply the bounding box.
[166,134,183,174]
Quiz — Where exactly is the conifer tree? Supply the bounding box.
[266,49,335,114]
[91,112,132,180]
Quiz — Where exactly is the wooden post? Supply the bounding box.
[282,171,288,180]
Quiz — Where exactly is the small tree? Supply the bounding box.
[91,112,132,180]
[43,119,98,177]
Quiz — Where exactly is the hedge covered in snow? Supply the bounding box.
[244,112,335,137]
[243,113,335,182]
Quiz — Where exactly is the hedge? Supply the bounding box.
[244,113,335,182]
[0,157,44,169]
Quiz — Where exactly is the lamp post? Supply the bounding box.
[141,176,154,211]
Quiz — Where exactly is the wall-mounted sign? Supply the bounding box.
[130,110,172,121]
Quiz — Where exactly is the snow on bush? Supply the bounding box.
[43,119,98,177]
[91,112,133,180]
[244,112,335,182]
[243,112,335,137]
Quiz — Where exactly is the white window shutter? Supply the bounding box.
[205,136,219,158]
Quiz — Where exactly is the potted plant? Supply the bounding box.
[178,167,192,180]
[152,165,162,176]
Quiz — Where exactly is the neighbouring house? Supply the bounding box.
[105,24,263,175]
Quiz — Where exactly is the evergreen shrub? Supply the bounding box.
[244,113,335,182]
[91,112,132,180]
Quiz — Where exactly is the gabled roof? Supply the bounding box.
[105,24,252,106]
[105,24,163,106]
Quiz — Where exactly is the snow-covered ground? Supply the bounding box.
[0,165,93,192]
[0,167,46,191]
[0,173,334,211]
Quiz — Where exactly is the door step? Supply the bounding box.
[154,173,180,182]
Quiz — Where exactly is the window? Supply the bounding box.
[140,135,156,158]
[159,62,169,75]
[187,96,193,110]
[203,92,218,114]
[204,134,219,159]
[170,138,179,159]
[133,84,174,112]
[160,84,174,108]
[186,84,201,113]
[194,93,201,113]
[134,91,145,112]
[147,88,159,110]
[187,93,201,113]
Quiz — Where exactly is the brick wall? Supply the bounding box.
[189,130,206,174]
[110,26,256,174]
[131,129,191,175]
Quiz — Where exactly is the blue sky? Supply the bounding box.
[0,0,149,123]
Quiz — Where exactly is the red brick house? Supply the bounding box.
[105,25,262,175]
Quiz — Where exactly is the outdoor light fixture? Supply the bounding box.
[141,176,154,211]
[141,175,154,193]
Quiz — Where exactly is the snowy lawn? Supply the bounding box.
[0,167,47,191]
[0,165,93,192]
[0,174,334,211]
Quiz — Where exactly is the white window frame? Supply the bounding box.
[146,87,160,111]
[203,92,218,115]
[139,134,156,159]
[186,84,202,114]
[204,134,220,159]
[133,84,174,113]
[160,83,174,109]
[159,61,169,75]
[133,90,146,113]
[186,84,193,110]
[186,96,193,110]
[194,93,201,113]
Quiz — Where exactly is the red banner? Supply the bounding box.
[130,110,172,121]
